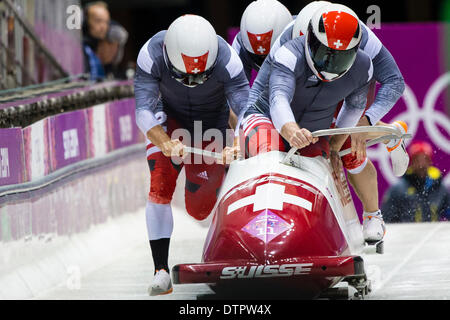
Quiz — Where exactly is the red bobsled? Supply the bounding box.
[172,149,372,299]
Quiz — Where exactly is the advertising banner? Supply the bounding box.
[106,98,143,151]
[23,119,51,182]
[48,109,88,172]
[0,129,25,186]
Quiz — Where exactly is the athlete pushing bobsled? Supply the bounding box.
[171,2,411,299]
[238,2,410,245]
[231,0,293,82]
[134,14,249,296]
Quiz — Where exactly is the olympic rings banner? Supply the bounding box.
[369,23,450,201]
[229,23,450,211]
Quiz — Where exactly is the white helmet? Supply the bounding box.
[292,1,331,38]
[164,14,218,87]
[305,3,362,82]
[240,0,293,66]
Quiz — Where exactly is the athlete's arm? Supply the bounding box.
[360,25,406,125]
[134,41,184,157]
[332,70,372,161]
[269,45,317,149]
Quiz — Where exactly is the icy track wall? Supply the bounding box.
[0,96,149,299]
[230,22,450,212]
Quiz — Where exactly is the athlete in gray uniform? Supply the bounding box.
[133,15,249,296]
[268,36,373,140]
[241,4,401,244]
[231,0,293,82]
[243,21,404,128]
[135,32,248,137]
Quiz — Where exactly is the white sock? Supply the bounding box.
[145,201,174,240]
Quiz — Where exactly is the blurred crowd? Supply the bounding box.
[82,1,132,81]
[382,141,450,223]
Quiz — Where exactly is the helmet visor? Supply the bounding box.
[307,23,359,80]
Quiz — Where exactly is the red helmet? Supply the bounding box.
[305,3,362,82]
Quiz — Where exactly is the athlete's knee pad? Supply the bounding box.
[340,137,368,174]
[342,154,368,174]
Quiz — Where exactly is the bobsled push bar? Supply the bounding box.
[282,125,412,165]
[183,146,223,160]
[183,125,412,163]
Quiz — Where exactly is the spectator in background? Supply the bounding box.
[97,22,129,80]
[382,141,450,223]
[82,1,110,80]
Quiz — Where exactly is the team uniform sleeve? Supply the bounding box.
[247,35,285,114]
[133,40,162,135]
[335,59,373,128]
[247,57,271,111]
[364,46,406,125]
[222,43,250,124]
[269,45,298,132]
[231,34,253,82]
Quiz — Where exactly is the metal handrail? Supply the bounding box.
[2,0,69,79]
[0,37,38,85]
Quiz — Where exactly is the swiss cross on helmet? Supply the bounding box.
[240,0,293,67]
[305,4,362,82]
[163,15,218,87]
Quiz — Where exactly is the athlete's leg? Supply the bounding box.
[241,113,285,158]
[145,117,184,295]
[184,155,226,221]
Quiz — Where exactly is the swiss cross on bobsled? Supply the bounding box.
[223,175,318,244]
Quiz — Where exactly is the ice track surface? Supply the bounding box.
[35,207,450,300]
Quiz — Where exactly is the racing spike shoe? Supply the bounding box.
[363,211,386,244]
[149,269,173,296]
[386,121,410,177]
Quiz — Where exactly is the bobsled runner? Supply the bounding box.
[174,126,411,299]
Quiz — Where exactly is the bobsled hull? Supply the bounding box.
[173,151,366,298]
[173,256,364,296]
